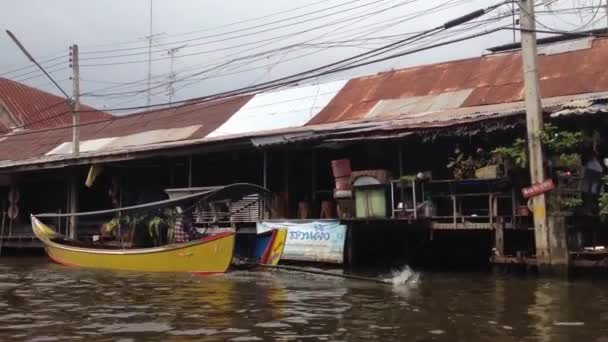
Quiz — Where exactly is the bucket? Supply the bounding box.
[335,176,351,190]
[331,159,352,178]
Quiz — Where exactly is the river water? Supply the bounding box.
[0,258,607,342]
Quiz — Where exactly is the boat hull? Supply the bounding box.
[32,216,234,273]
[258,228,286,266]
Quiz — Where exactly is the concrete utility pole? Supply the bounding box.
[518,0,552,267]
[69,44,80,240]
[70,44,80,157]
[146,0,154,108]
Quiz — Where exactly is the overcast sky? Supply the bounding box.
[0,0,604,113]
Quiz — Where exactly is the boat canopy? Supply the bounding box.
[33,183,272,218]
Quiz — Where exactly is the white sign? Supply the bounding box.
[257,221,346,264]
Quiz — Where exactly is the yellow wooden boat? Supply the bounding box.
[31,184,288,273]
[31,216,235,274]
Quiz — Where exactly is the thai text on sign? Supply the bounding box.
[521,179,555,199]
[257,221,346,264]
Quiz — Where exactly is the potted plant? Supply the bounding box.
[492,138,529,171]
[447,149,480,180]
[148,208,178,246]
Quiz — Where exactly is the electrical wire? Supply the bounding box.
[79,0,421,67]
[81,0,470,98]
[80,0,402,57]
[0,54,67,77]
[78,0,345,51]
[87,0,497,101]
[76,0,419,97]
[1,1,511,139]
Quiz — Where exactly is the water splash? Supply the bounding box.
[385,266,419,286]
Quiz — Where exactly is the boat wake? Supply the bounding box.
[385,266,419,286]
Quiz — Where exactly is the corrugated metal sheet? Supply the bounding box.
[207,80,347,138]
[0,96,250,162]
[538,37,593,55]
[2,37,608,170]
[45,125,202,156]
[367,89,473,118]
[308,37,608,124]
[46,137,117,156]
[551,103,608,117]
[0,77,110,131]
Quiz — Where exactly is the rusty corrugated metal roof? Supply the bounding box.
[1,36,608,170]
[0,95,251,162]
[308,37,608,125]
[0,77,111,131]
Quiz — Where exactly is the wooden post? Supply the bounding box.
[398,142,404,177]
[284,150,290,218]
[188,156,193,187]
[519,0,551,266]
[495,216,505,257]
[262,150,268,189]
[311,149,317,202]
[68,171,79,240]
[284,150,289,194]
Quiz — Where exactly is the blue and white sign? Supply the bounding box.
[257,221,347,264]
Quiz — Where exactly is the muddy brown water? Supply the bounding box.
[0,257,607,341]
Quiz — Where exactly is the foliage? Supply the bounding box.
[101,209,178,245]
[557,153,582,171]
[148,208,178,246]
[492,138,528,169]
[492,124,585,170]
[447,151,481,180]
[101,217,121,235]
[541,123,584,154]
[600,176,608,218]
[560,198,583,210]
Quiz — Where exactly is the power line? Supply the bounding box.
[77,0,421,98]
[86,0,493,101]
[1,1,511,139]
[79,0,386,56]
[5,30,71,100]
[77,0,335,50]
[81,0,470,98]
[78,0,471,99]
[78,0,416,66]
[1,23,507,140]
[0,54,67,76]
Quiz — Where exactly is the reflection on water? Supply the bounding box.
[0,258,608,341]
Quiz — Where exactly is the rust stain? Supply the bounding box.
[0,78,110,131]
[308,37,608,125]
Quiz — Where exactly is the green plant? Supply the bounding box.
[560,198,583,210]
[492,138,528,169]
[599,176,608,218]
[101,217,121,235]
[447,152,480,180]
[557,153,582,170]
[541,123,584,153]
[148,208,178,246]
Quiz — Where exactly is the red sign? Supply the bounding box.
[522,179,555,199]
